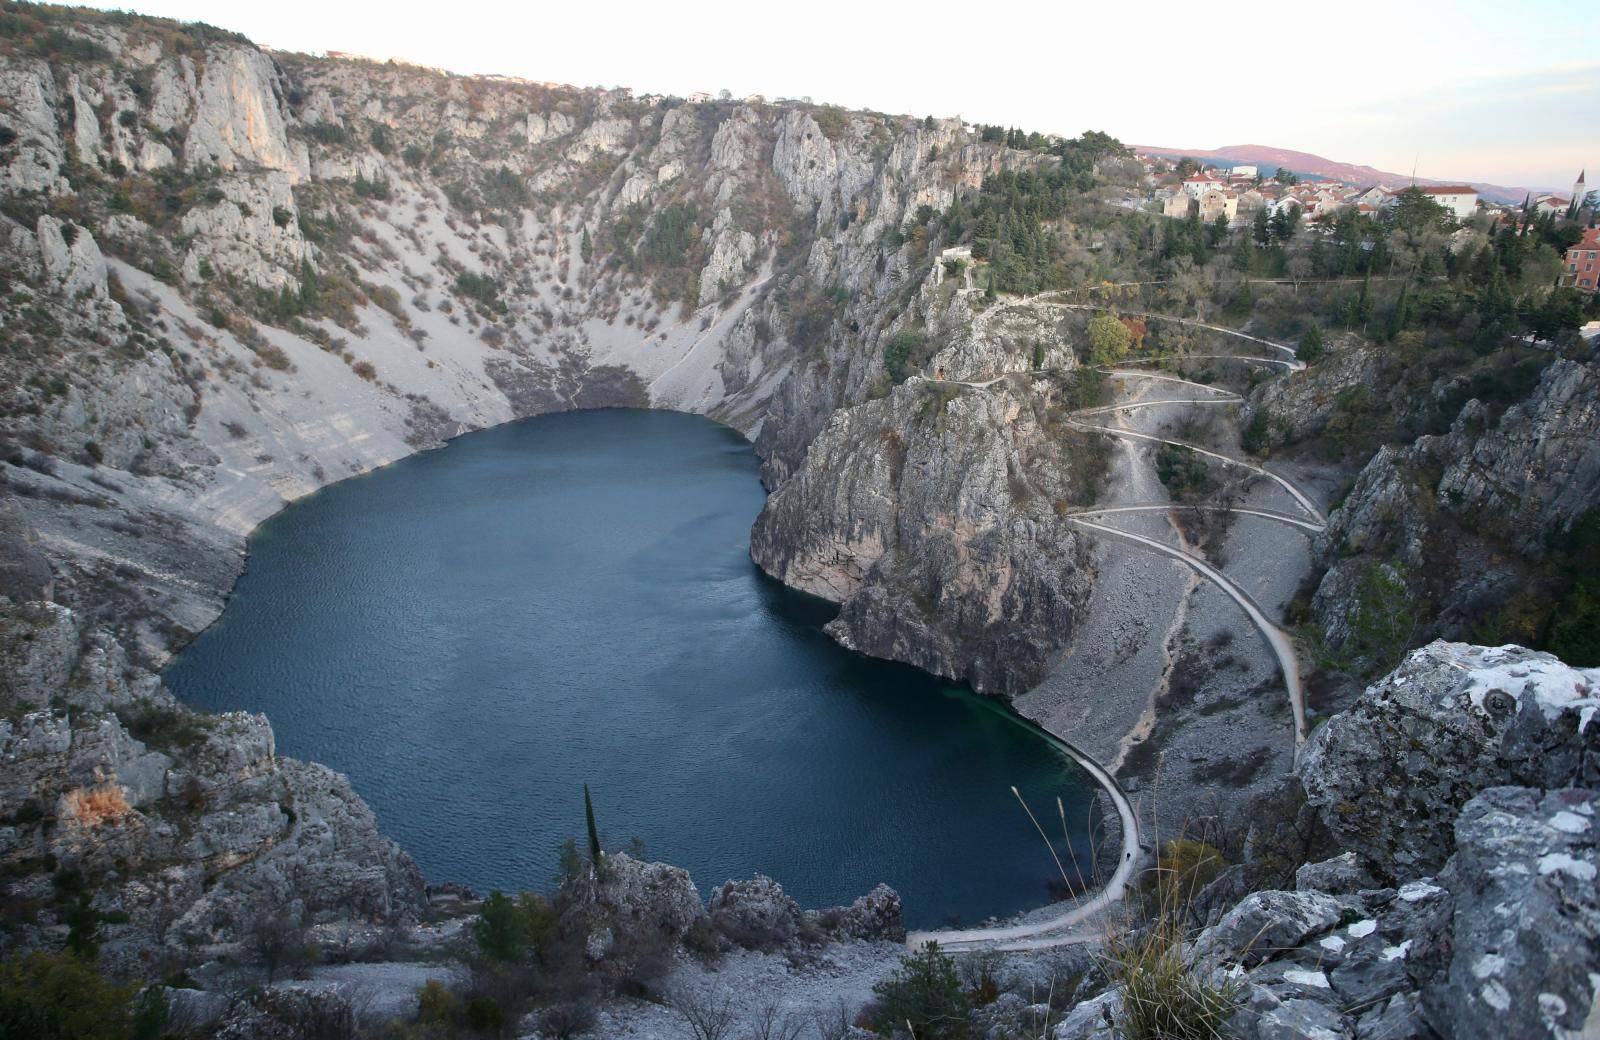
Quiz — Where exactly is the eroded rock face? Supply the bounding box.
[179,172,307,290]
[1299,642,1599,881]
[1436,360,1600,557]
[558,852,706,967]
[183,45,308,182]
[1307,358,1600,657]
[708,874,802,949]
[752,376,1095,694]
[817,881,904,943]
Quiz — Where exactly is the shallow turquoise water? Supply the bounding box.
[165,409,1095,927]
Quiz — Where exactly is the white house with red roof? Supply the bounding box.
[1419,185,1478,219]
[1182,173,1225,198]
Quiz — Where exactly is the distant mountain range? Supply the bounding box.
[1133,143,1560,205]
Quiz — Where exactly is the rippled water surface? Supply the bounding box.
[166,409,1095,926]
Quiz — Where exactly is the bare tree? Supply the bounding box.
[1286,255,1313,293]
[248,910,307,983]
[745,1001,804,1040]
[811,1000,859,1040]
[538,1000,598,1039]
[672,985,736,1040]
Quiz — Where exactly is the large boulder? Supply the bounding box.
[0,501,53,602]
[558,853,705,966]
[1298,642,1599,881]
[707,874,802,949]
[1428,786,1600,1039]
[814,881,905,942]
[1189,889,1347,968]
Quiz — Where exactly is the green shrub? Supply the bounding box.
[1547,582,1600,666]
[0,951,159,1040]
[1085,312,1133,365]
[454,272,505,313]
[870,943,974,1039]
[883,330,927,383]
[416,979,459,1025]
[116,702,207,752]
[1297,324,1324,362]
[1155,443,1213,501]
[473,890,557,964]
[1240,412,1271,456]
[1324,562,1422,679]
[464,995,504,1033]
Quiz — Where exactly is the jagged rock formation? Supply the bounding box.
[0,592,425,975]
[1299,642,1598,880]
[1058,642,1600,1040]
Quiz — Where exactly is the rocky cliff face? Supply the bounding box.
[751,371,1101,694]
[1247,334,1599,669]
[0,17,1036,667]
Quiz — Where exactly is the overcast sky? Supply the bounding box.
[80,0,1597,190]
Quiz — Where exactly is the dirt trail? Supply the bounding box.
[910,292,1319,952]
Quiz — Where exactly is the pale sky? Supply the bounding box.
[78,0,1598,190]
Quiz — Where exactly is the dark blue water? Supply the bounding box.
[166,409,1095,926]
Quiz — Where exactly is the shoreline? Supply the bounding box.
[158,404,1127,933]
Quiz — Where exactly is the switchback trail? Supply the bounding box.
[1064,517,1310,747]
[1067,503,1325,534]
[905,724,1140,953]
[907,290,1320,953]
[1064,420,1326,526]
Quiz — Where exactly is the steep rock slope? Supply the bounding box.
[1249,339,1600,669]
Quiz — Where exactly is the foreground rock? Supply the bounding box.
[1053,642,1600,1040]
[1298,641,1599,881]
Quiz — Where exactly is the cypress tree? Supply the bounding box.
[583,783,603,878]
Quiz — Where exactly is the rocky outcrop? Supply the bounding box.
[0,595,425,974]
[557,853,705,968]
[1435,359,1600,557]
[1298,642,1599,881]
[1086,644,1600,1040]
[752,375,1097,694]
[178,172,307,290]
[555,855,902,973]
[1288,352,1600,658]
[1435,786,1599,1039]
[183,45,308,182]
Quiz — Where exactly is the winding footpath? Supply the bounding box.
[1067,503,1324,534]
[907,291,1327,952]
[906,727,1140,953]
[1064,517,1310,746]
[1064,420,1327,526]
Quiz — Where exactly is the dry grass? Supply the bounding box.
[1013,773,1241,1040]
[63,784,132,827]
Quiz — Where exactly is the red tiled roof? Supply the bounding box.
[1423,185,1477,195]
